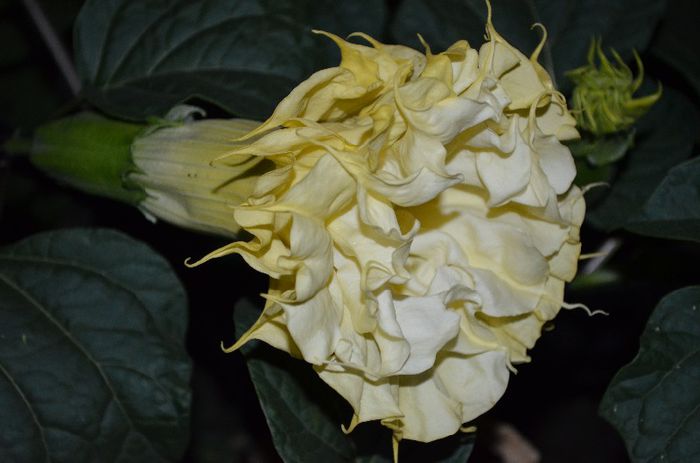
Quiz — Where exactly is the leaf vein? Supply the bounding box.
[656,350,700,457]
[144,14,284,76]
[0,255,179,345]
[94,0,131,82]
[108,0,192,81]
[0,273,168,462]
[0,357,50,463]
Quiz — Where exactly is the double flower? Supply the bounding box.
[183,11,584,444]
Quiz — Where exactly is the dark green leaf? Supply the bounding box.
[74,0,386,121]
[651,0,700,98]
[626,157,700,242]
[600,286,700,463]
[0,229,191,463]
[390,0,666,91]
[233,298,475,463]
[572,157,615,188]
[234,298,356,462]
[587,88,699,231]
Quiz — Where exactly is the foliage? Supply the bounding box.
[0,229,191,462]
[74,0,386,120]
[600,286,700,462]
[586,88,698,236]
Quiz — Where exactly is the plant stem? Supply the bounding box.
[21,0,81,96]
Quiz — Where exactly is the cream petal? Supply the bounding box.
[548,241,582,282]
[397,349,509,442]
[332,250,376,334]
[281,213,334,301]
[469,268,543,317]
[533,134,576,195]
[374,289,411,374]
[276,287,342,364]
[435,350,509,427]
[536,97,579,141]
[476,138,532,206]
[273,153,355,218]
[449,45,480,94]
[397,79,496,144]
[230,299,301,357]
[393,293,461,375]
[316,365,402,424]
[242,67,346,137]
[440,211,549,287]
[396,370,463,442]
[365,167,462,207]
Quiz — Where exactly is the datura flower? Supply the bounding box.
[568,39,661,135]
[192,8,585,446]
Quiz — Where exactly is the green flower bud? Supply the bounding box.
[567,39,661,135]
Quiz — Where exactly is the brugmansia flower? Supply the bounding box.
[192,7,585,447]
[568,39,661,135]
[30,108,264,237]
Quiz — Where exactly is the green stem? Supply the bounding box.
[2,137,33,156]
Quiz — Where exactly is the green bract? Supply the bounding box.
[568,40,661,135]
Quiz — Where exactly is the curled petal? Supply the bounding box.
[201,9,586,445]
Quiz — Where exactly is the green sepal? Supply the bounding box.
[30,112,146,205]
[568,129,636,167]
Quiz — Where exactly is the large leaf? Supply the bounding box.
[390,0,666,91]
[233,298,475,463]
[626,157,700,242]
[587,88,699,231]
[600,286,700,463]
[74,0,386,121]
[0,229,191,462]
[651,0,700,99]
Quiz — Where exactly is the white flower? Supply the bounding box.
[194,12,584,443]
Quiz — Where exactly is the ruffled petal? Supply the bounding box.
[201,12,586,445]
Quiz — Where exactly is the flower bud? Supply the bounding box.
[568,39,661,135]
